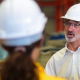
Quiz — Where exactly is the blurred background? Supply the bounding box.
[0,0,80,68]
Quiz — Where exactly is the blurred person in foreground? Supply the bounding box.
[45,3,80,80]
[0,0,66,80]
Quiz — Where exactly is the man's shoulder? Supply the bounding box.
[55,47,66,55]
[51,47,66,60]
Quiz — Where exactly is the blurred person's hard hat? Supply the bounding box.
[0,0,47,46]
[61,3,80,21]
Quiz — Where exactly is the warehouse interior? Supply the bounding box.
[0,0,80,68]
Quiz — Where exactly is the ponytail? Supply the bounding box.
[1,39,41,80]
[1,51,39,80]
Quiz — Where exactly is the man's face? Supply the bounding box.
[64,19,80,42]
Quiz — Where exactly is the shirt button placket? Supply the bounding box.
[73,52,79,80]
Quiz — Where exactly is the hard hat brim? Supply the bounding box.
[61,16,80,21]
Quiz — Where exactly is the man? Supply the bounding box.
[45,3,80,80]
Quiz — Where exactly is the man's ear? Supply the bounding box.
[38,35,44,48]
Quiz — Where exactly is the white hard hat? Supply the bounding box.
[0,0,47,46]
[61,3,80,21]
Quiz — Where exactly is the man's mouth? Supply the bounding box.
[67,33,74,37]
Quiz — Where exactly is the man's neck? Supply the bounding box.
[67,41,80,51]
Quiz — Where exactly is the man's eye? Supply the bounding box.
[74,23,78,26]
[66,22,70,25]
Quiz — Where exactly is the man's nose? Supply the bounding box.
[68,24,74,31]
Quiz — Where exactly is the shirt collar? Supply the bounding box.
[65,43,80,53]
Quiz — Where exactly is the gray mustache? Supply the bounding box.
[67,31,74,34]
